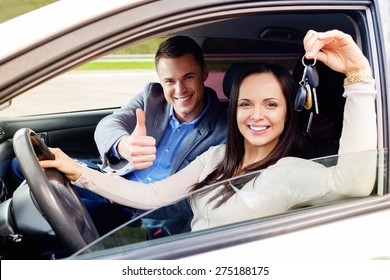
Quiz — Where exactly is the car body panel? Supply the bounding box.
[0,0,389,260]
[183,206,390,260]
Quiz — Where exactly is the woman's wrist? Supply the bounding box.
[344,61,373,85]
[344,72,373,85]
[70,160,83,181]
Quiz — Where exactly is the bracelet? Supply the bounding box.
[344,73,372,85]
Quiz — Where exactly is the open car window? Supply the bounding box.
[0,11,357,117]
[70,149,384,260]
[1,0,389,263]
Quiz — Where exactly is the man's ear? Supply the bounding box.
[203,65,209,81]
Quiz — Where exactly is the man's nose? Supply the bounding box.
[175,81,186,94]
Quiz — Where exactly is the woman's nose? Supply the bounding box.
[250,106,264,120]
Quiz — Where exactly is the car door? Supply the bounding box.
[1,0,390,263]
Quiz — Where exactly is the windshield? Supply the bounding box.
[70,149,383,259]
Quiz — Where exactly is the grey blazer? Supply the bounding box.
[94,82,228,175]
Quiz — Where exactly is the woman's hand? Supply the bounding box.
[303,29,371,76]
[39,147,83,181]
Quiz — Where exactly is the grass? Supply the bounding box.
[75,60,271,71]
[75,60,237,71]
[0,0,57,23]
[75,61,156,71]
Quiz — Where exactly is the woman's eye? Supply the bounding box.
[238,102,251,107]
[266,102,278,108]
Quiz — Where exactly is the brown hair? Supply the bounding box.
[155,36,205,69]
[190,63,304,207]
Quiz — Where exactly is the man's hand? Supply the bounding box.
[118,108,156,169]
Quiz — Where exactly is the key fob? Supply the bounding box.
[306,65,319,88]
[295,84,307,112]
[304,84,313,110]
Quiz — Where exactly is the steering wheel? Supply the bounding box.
[12,128,100,254]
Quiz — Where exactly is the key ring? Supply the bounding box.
[301,55,316,67]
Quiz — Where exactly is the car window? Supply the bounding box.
[1,0,388,263]
[0,48,291,118]
[0,11,358,117]
[0,53,159,117]
[0,67,159,117]
[0,40,231,117]
[70,149,383,259]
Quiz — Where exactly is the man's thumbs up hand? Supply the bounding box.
[118,108,156,169]
[133,107,147,136]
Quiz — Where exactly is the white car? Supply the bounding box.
[0,0,389,262]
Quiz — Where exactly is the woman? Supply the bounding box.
[40,29,377,231]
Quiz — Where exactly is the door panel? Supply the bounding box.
[1,109,114,160]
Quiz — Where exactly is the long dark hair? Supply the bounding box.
[190,63,304,207]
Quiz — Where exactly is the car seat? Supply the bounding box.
[222,62,251,99]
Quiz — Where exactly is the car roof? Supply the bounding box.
[0,0,144,61]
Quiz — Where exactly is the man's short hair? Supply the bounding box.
[155,36,205,69]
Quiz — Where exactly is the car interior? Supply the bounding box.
[0,8,382,259]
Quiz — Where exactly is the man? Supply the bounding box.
[94,36,227,237]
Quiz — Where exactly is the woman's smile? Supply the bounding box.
[248,125,269,133]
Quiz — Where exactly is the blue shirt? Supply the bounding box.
[109,97,210,183]
[128,98,210,183]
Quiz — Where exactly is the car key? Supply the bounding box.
[295,61,308,112]
[295,56,320,132]
[306,111,314,133]
[304,83,312,110]
[295,84,307,111]
[305,62,319,114]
